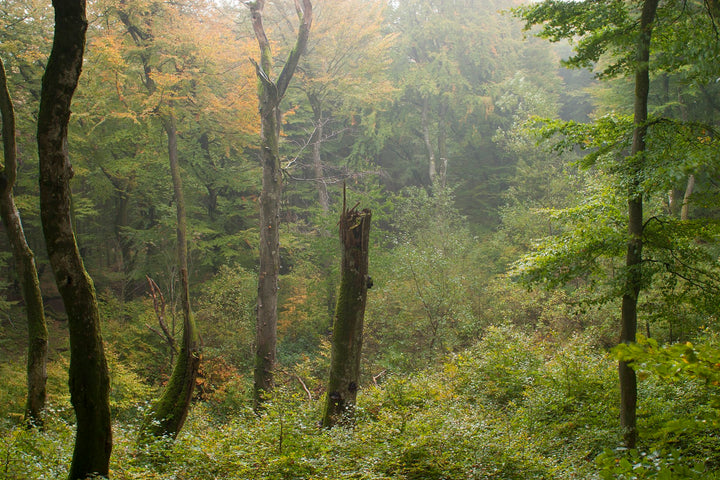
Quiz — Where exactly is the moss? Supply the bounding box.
[322,205,371,427]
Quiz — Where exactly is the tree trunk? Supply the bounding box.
[310,95,330,212]
[249,0,313,410]
[680,174,695,221]
[619,0,659,450]
[437,98,448,187]
[421,95,438,183]
[100,166,134,290]
[0,58,49,428]
[36,0,112,477]
[321,191,371,428]
[141,114,200,439]
[115,11,200,438]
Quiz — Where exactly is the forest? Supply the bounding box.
[1,0,720,478]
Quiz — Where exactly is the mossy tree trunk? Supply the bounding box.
[619,0,659,450]
[141,114,200,439]
[322,193,371,428]
[36,0,112,477]
[115,10,201,439]
[249,0,313,410]
[0,58,49,428]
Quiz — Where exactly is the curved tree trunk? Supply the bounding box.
[0,58,49,428]
[141,114,200,439]
[36,0,112,477]
[116,8,200,438]
[619,0,659,449]
[249,0,313,410]
[322,191,371,428]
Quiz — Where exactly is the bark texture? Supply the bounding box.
[250,0,313,410]
[619,0,659,450]
[36,0,112,477]
[0,58,49,427]
[141,115,201,439]
[321,194,371,428]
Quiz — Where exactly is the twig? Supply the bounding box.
[372,370,386,387]
[295,374,312,402]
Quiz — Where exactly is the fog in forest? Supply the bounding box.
[1,0,720,478]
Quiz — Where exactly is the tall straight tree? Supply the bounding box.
[620,0,659,448]
[292,0,396,212]
[248,0,312,409]
[0,58,48,427]
[36,0,112,477]
[516,0,669,449]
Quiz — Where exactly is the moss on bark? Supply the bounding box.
[0,57,48,428]
[37,1,112,478]
[140,115,200,440]
[322,196,371,428]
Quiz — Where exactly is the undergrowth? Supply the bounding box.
[2,325,719,479]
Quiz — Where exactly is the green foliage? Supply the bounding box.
[591,335,720,477]
[596,447,712,480]
[454,324,543,407]
[195,265,257,369]
[0,416,74,480]
[1,323,719,479]
[515,0,635,77]
[364,185,485,372]
[514,336,620,462]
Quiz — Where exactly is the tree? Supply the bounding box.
[618,0,659,448]
[322,189,371,428]
[114,0,202,439]
[140,112,201,439]
[515,0,720,449]
[36,0,112,477]
[289,0,396,212]
[0,57,48,427]
[248,0,313,409]
[381,0,560,227]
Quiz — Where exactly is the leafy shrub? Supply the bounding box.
[454,323,543,407]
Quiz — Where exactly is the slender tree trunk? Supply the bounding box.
[37,0,112,477]
[680,174,695,221]
[619,0,659,450]
[322,191,371,428]
[115,12,200,437]
[100,166,133,289]
[421,95,437,183]
[141,114,200,439]
[0,58,49,428]
[310,95,330,212]
[199,132,220,220]
[437,98,448,187]
[249,0,313,410]
[668,187,682,216]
